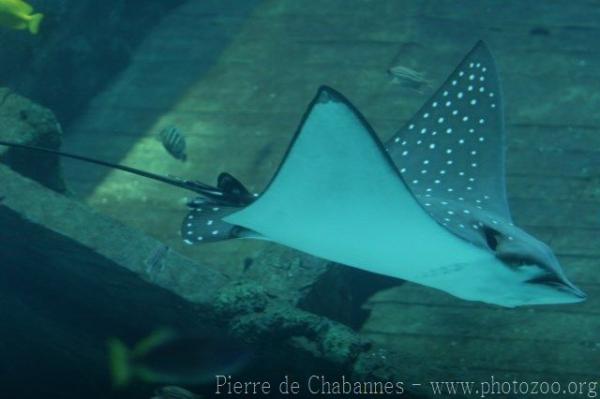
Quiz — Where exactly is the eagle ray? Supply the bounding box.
[0,42,585,307]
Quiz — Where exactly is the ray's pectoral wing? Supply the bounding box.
[181,204,241,244]
[386,41,511,223]
[180,172,261,244]
[224,87,438,272]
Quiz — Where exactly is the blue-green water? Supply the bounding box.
[0,1,599,398]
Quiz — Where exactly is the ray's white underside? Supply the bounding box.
[227,99,486,274]
[226,97,543,306]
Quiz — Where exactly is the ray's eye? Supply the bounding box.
[486,229,537,268]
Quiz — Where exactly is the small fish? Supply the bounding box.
[0,0,43,34]
[387,64,431,92]
[108,329,250,388]
[159,126,187,161]
[151,386,202,399]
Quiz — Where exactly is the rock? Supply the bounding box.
[0,87,66,192]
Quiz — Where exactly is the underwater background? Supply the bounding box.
[1,0,599,398]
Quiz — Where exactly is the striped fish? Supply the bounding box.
[159,125,187,161]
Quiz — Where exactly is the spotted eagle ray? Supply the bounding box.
[0,41,585,307]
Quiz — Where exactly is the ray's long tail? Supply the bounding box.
[0,140,225,200]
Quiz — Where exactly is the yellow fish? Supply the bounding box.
[0,0,43,34]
